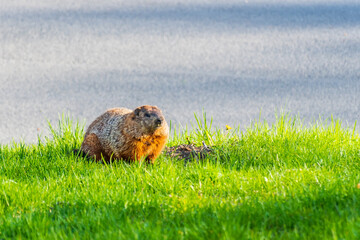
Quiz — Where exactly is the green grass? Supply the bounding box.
[1,113,360,239]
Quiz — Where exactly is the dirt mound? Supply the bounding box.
[165,142,213,162]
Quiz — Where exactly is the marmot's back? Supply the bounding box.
[79,105,169,163]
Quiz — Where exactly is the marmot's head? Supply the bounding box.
[132,105,168,135]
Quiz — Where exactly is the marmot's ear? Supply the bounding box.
[134,108,141,116]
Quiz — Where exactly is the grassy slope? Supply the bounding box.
[1,114,360,239]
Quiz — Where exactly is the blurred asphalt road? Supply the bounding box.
[1,0,359,143]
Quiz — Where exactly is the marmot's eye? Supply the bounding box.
[145,113,151,118]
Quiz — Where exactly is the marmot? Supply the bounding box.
[78,105,169,163]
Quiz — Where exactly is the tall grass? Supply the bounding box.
[1,113,360,239]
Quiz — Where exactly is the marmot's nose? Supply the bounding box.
[155,118,162,126]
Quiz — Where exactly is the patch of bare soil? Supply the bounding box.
[165,142,213,162]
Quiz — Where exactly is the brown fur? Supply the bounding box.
[79,105,169,163]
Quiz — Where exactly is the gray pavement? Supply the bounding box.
[1,0,360,144]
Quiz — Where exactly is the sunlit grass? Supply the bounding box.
[1,113,360,239]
